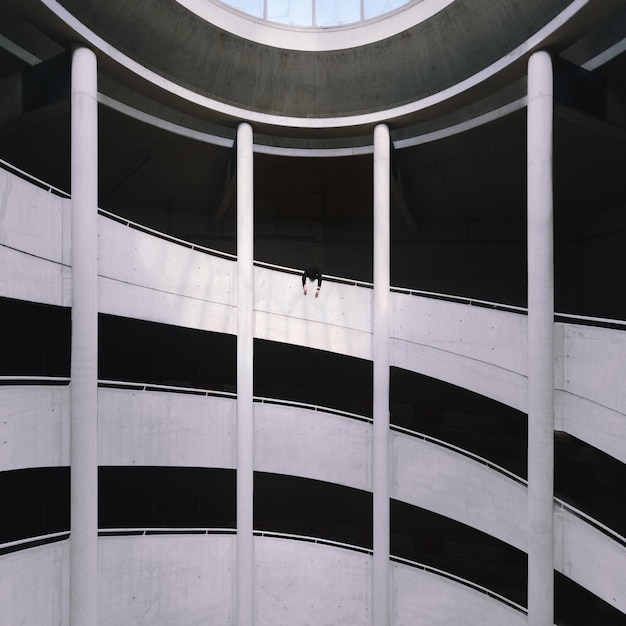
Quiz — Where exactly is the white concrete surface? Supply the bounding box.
[555,323,626,464]
[254,402,371,491]
[255,536,371,626]
[0,539,70,626]
[526,48,555,626]
[0,168,71,306]
[98,388,236,468]
[391,431,528,551]
[391,293,528,411]
[98,534,235,625]
[391,561,526,626]
[98,215,236,335]
[555,508,626,614]
[0,385,70,470]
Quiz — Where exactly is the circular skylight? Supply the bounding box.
[218,0,412,28]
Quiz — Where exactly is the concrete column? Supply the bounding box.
[527,50,554,626]
[236,122,255,626]
[372,123,391,626]
[70,46,98,626]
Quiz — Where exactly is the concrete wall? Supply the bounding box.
[0,168,70,306]
[555,323,626,463]
[254,264,373,360]
[255,536,371,626]
[555,508,626,614]
[0,385,70,471]
[0,540,69,626]
[98,387,236,468]
[98,534,235,625]
[391,431,528,551]
[98,215,236,335]
[391,292,528,412]
[254,402,371,491]
[391,560,526,626]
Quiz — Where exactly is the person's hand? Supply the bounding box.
[315,288,320,298]
[303,285,307,295]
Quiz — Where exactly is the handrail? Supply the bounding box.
[554,497,626,548]
[97,207,237,261]
[391,285,528,315]
[0,376,70,385]
[390,554,527,614]
[2,159,624,327]
[390,424,527,486]
[97,379,373,422]
[555,312,626,329]
[253,529,373,554]
[253,395,373,423]
[0,158,70,197]
[0,531,70,554]
[98,379,237,398]
[253,259,374,288]
[98,527,236,536]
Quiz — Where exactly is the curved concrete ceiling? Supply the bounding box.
[11,0,624,138]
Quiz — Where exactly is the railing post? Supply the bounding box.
[70,45,98,626]
[527,50,554,626]
[236,122,255,626]
[373,123,391,626]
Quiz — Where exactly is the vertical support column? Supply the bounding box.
[527,50,554,626]
[70,46,98,626]
[236,122,255,626]
[372,123,391,626]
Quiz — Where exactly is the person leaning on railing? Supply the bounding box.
[302,266,322,297]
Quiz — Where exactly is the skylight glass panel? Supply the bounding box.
[267,0,313,26]
[364,0,410,20]
[221,0,263,18]
[316,0,361,26]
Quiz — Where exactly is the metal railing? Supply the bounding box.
[0,376,70,385]
[0,158,69,197]
[98,527,235,537]
[0,531,70,555]
[390,554,527,614]
[554,497,626,548]
[98,379,236,399]
[390,423,526,485]
[2,158,625,328]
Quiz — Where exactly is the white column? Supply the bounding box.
[527,50,554,626]
[372,123,391,626]
[236,122,255,626]
[70,46,98,626]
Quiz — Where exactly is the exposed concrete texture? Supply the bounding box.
[254,264,373,360]
[392,561,527,626]
[97,215,237,335]
[43,0,581,118]
[391,293,528,411]
[555,508,626,614]
[98,535,235,625]
[555,323,626,464]
[0,540,70,626]
[98,388,236,468]
[69,44,98,626]
[254,402,371,492]
[7,0,621,136]
[0,167,70,306]
[0,385,70,471]
[392,431,528,551]
[255,537,371,626]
